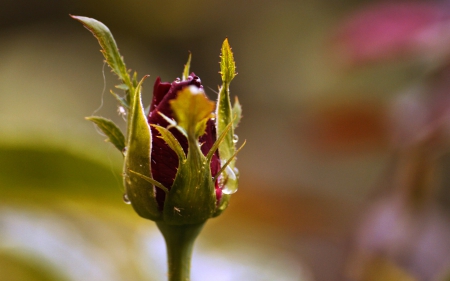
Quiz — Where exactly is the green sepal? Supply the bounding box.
[163,143,216,225]
[127,169,169,194]
[170,86,215,139]
[213,194,230,217]
[85,116,126,154]
[182,52,192,81]
[123,75,161,220]
[70,15,132,88]
[151,124,186,163]
[232,97,242,129]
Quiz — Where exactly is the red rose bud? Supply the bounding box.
[147,75,222,224]
[72,15,243,225]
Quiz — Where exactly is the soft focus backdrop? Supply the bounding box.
[2,1,450,280]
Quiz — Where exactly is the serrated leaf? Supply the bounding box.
[71,15,132,88]
[220,38,236,84]
[170,86,214,139]
[232,96,242,129]
[182,52,192,81]
[151,124,186,163]
[86,116,125,153]
[123,75,161,220]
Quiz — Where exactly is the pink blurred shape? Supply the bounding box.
[334,2,450,65]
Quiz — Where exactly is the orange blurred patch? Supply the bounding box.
[303,100,387,154]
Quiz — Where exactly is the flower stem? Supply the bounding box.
[156,221,205,281]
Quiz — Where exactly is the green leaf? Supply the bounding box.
[110,90,129,109]
[182,52,192,81]
[216,38,240,197]
[220,38,236,84]
[70,15,132,88]
[151,124,186,163]
[232,96,242,129]
[170,86,215,139]
[115,84,129,91]
[86,116,125,153]
[123,75,161,220]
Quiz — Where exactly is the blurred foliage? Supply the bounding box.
[0,146,122,201]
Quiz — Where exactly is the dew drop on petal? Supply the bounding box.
[233,134,239,144]
[123,193,131,204]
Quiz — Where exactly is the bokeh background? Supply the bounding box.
[2,0,450,280]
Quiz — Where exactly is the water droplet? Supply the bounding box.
[122,146,128,156]
[233,134,239,144]
[221,166,238,194]
[175,78,181,83]
[123,193,131,204]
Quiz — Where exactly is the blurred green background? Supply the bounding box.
[2,0,450,280]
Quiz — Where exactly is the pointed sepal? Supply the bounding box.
[182,52,192,81]
[163,147,216,225]
[123,75,161,220]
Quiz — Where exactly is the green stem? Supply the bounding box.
[156,221,205,281]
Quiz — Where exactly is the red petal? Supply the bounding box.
[150,77,171,112]
[148,74,209,209]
